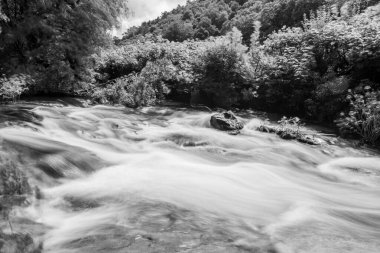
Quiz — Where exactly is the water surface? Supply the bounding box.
[0,101,379,253]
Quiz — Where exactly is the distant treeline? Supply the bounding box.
[122,0,380,44]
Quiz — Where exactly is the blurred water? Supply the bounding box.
[0,102,380,253]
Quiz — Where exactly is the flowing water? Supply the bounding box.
[0,100,380,253]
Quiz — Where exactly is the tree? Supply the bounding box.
[163,19,194,42]
[194,16,218,40]
[0,0,128,94]
[196,27,249,107]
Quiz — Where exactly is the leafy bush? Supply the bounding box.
[92,36,208,105]
[278,116,304,137]
[336,86,380,145]
[0,74,31,102]
[305,76,349,122]
[247,3,380,117]
[195,28,251,107]
[91,75,156,108]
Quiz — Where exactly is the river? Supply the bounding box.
[0,100,379,253]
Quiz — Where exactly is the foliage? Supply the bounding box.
[163,20,194,42]
[0,74,31,102]
[91,36,212,105]
[92,75,156,108]
[122,0,376,44]
[247,3,380,118]
[93,29,254,108]
[0,0,128,94]
[278,116,304,137]
[336,86,380,145]
[194,28,251,107]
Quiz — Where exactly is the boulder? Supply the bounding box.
[210,111,244,132]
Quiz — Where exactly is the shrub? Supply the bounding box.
[0,74,31,102]
[278,116,304,137]
[91,75,156,108]
[195,27,251,107]
[305,76,350,122]
[121,75,156,108]
[336,86,380,145]
[248,3,380,116]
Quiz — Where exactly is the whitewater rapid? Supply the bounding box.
[0,102,379,253]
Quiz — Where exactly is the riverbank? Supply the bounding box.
[1,96,379,151]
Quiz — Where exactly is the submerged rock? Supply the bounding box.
[228,130,241,136]
[257,125,324,146]
[297,135,324,145]
[210,111,244,132]
[277,130,298,140]
[257,125,277,134]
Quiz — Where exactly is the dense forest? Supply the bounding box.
[123,0,379,43]
[1,0,380,145]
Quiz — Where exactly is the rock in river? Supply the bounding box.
[210,111,244,132]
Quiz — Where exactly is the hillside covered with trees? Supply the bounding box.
[123,0,380,44]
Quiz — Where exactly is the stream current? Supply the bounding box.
[0,100,379,253]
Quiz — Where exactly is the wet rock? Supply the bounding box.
[64,196,101,211]
[326,138,338,145]
[297,135,324,145]
[228,130,241,136]
[257,125,324,146]
[257,125,277,134]
[210,111,244,132]
[278,131,298,140]
[166,134,208,147]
